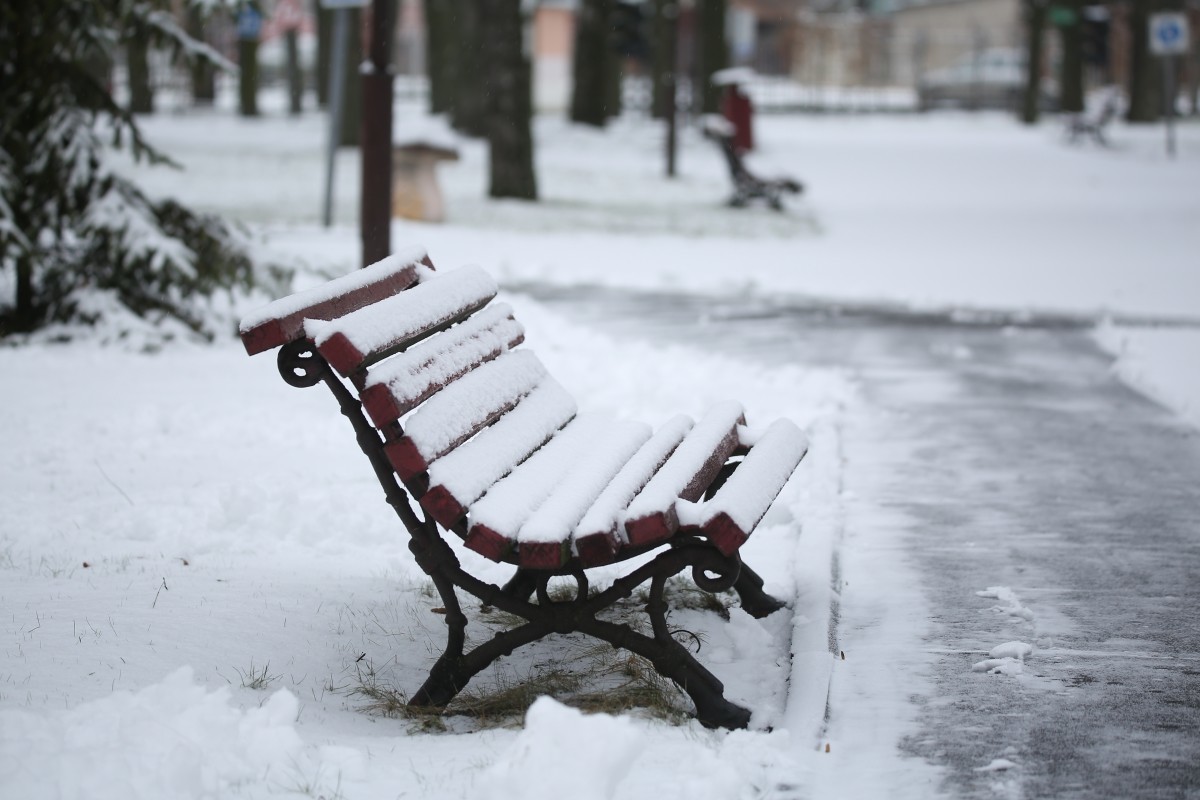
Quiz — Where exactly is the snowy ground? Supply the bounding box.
[3,89,1199,799]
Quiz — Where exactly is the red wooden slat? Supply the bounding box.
[383,437,431,482]
[573,533,619,567]
[360,326,525,428]
[420,485,468,529]
[462,523,514,562]
[518,540,570,569]
[702,512,750,556]
[307,266,498,376]
[239,254,428,356]
[623,422,740,549]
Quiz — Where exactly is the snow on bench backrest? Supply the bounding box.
[382,350,548,480]
[360,303,525,428]
[305,264,499,376]
[238,247,429,356]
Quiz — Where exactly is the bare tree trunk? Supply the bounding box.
[127,30,154,114]
[424,0,456,114]
[651,0,672,118]
[605,33,623,119]
[286,29,303,114]
[1058,0,1085,113]
[571,0,611,126]
[452,0,488,136]
[187,7,215,105]
[339,7,363,145]
[12,251,35,333]
[316,1,332,107]
[696,0,727,114]
[239,37,260,117]
[485,0,537,200]
[1021,0,1046,124]
[1127,0,1166,122]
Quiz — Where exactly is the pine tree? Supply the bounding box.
[0,0,256,338]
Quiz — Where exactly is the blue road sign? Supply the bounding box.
[1149,12,1189,56]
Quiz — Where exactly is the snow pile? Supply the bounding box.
[0,668,304,800]
[973,641,1035,676]
[1094,323,1200,431]
[482,697,645,800]
[976,586,1034,622]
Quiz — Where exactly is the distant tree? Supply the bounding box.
[604,19,623,121]
[126,26,155,114]
[484,0,537,200]
[338,6,364,144]
[695,0,727,114]
[423,0,457,114]
[453,0,489,137]
[237,1,263,117]
[1021,0,1047,124]
[572,0,612,126]
[1125,0,1183,122]
[315,1,332,107]
[1055,0,1085,113]
[651,0,679,119]
[0,0,256,337]
[186,5,217,105]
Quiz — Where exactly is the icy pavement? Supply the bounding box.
[516,284,1200,798]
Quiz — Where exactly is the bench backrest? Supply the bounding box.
[241,250,807,571]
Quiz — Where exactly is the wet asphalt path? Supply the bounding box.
[515,284,1200,799]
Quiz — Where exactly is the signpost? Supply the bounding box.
[320,0,367,227]
[1149,12,1190,159]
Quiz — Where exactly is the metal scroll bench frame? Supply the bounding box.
[239,248,808,729]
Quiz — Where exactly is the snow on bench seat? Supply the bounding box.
[419,380,577,528]
[305,265,498,376]
[464,415,614,562]
[571,415,693,566]
[623,401,745,549]
[686,419,808,555]
[361,303,524,427]
[511,418,653,568]
[239,247,429,356]
[383,350,547,480]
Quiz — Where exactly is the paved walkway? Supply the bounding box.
[519,285,1200,799]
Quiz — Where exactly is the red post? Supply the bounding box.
[361,0,396,268]
[720,83,753,152]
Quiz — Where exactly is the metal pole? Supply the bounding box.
[322,8,349,227]
[664,1,678,177]
[1164,54,1177,159]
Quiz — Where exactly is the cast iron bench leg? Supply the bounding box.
[734,562,787,619]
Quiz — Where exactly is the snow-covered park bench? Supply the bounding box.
[702,115,803,211]
[238,248,808,729]
[1065,90,1119,147]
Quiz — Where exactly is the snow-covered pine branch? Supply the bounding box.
[0,0,264,340]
